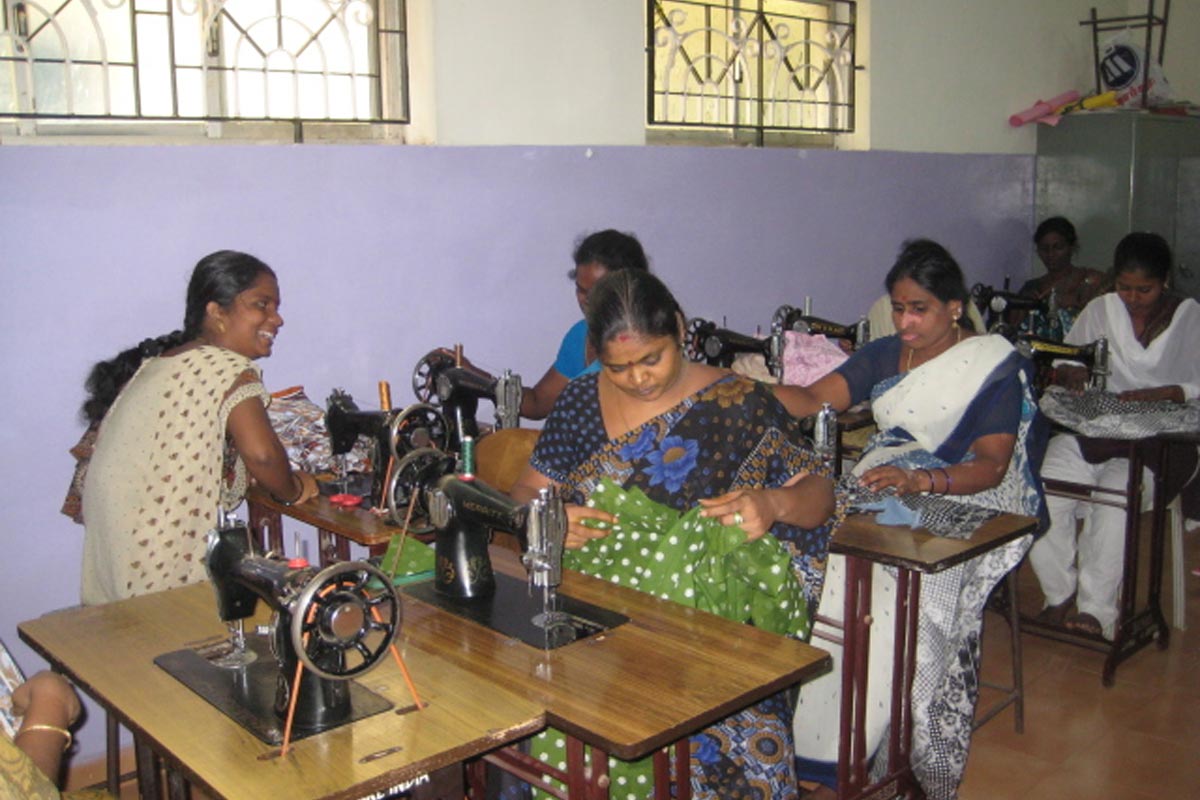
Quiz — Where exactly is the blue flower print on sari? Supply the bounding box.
[620,426,658,463]
[692,732,722,764]
[644,435,699,493]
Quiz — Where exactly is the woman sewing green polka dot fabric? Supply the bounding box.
[511,270,841,800]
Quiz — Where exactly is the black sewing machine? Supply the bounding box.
[325,389,449,509]
[685,317,785,378]
[772,304,870,350]
[154,519,402,744]
[385,448,627,649]
[411,350,523,450]
[970,283,1053,338]
[1016,335,1110,393]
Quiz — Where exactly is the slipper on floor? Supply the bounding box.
[1065,612,1106,638]
[1035,597,1074,626]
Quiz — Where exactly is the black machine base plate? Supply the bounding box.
[404,573,628,649]
[155,635,392,745]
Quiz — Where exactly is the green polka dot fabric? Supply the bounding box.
[567,478,809,638]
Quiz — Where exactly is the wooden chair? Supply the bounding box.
[475,429,540,555]
[475,428,539,494]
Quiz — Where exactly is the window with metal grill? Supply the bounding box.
[648,0,856,145]
[0,0,408,140]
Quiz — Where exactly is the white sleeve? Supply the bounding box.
[1064,295,1107,347]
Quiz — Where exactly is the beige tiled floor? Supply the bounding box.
[962,525,1200,800]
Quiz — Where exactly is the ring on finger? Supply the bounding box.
[732,511,745,526]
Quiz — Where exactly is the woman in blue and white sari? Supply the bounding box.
[776,239,1046,800]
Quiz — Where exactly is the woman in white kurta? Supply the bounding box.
[1030,232,1200,639]
[79,250,319,605]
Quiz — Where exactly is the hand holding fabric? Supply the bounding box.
[564,504,617,549]
[859,464,924,495]
[697,488,773,541]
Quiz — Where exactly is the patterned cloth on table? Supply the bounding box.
[267,386,372,473]
[839,474,1002,540]
[782,332,849,387]
[528,373,843,800]
[1039,386,1200,440]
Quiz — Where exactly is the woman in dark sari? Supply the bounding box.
[511,270,840,800]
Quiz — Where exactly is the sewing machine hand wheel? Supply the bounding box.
[385,447,454,533]
[389,403,450,462]
[290,561,400,681]
[412,350,457,405]
[684,318,713,363]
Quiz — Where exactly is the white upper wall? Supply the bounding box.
[429,0,645,145]
[420,0,1199,154]
[866,0,1198,154]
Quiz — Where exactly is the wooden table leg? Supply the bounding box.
[673,738,690,800]
[106,710,121,797]
[837,558,921,800]
[166,765,188,800]
[838,555,872,798]
[134,735,161,800]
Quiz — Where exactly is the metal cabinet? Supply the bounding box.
[1035,112,1200,300]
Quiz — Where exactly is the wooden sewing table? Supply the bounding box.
[23,541,830,799]
[1022,429,1198,685]
[19,582,544,800]
[416,548,832,798]
[828,511,1040,800]
[242,493,833,798]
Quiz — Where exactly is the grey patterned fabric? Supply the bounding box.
[1040,386,1200,439]
[839,475,1003,540]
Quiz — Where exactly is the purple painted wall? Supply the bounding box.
[0,144,1034,760]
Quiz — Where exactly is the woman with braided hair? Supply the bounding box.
[77,250,317,605]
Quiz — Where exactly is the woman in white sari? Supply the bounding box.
[777,240,1046,800]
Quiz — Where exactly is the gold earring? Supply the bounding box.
[217,321,226,334]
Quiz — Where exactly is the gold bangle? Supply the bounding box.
[15,724,73,752]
